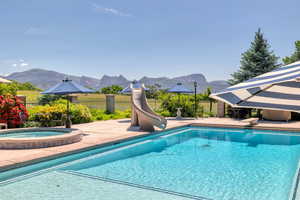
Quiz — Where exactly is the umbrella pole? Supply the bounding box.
[66,95,71,128]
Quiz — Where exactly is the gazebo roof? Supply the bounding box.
[167,83,193,94]
[41,79,95,95]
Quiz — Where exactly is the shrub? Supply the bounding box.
[203,111,215,118]
[90,109,131,121]
[28,99,92,126]
[22,121,41,128]
[100,85,123,94]
[159,93,203,117]
[156,109,171,117]
[0,84,17,95]
[38,94,66,105]
[0,82,40,96]
[0,95,28,128]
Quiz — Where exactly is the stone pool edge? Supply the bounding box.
[2,122,300,173]
[0,128,83,149]
[0,127,179,172]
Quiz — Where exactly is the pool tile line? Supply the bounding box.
[191,122,300,132]
[60,170,212,200]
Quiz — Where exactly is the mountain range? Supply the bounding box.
[5,68,229,93]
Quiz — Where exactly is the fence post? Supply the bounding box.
[106,94,115,114]
[217,101,225,117]
[17,95,26,106]
[70,95,78,103]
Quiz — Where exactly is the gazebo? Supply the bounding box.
[167,83,193,119]
[41,78,95,128]
[120,81,149,94]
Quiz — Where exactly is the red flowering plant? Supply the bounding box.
[0,95,28,128]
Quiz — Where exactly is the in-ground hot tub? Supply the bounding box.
[0,128,83,149]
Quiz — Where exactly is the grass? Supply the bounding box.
[17,90,217,114]
[17,91,160,111]
[17,90,41,103]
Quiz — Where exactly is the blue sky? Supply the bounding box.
[0,0,299,81]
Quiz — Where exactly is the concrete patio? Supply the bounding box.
[1,117,300,171]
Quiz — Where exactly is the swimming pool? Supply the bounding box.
[1,126,300,200]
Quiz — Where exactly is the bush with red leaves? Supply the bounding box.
[0,96,28,128]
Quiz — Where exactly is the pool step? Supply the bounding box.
[60,170,213,200]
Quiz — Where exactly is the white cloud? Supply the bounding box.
[24,27,47,35]
[91,3,132,17]
[20,63,29,67]
[0,59,32,76]
[11,59,29,68]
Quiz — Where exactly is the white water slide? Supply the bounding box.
[131,84,167,132]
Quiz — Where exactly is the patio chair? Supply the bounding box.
[262,110,291,122]
[241,118,259,126]
[0,123,8,129]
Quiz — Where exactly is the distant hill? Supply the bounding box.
[6,69,100,90]
[5,68,229,93]
[98,75,130,88]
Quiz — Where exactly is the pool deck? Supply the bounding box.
[1,117,300,171]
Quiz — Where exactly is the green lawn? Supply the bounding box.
[17,90,41,103]
[17,91,160,111]
[17,90,216,114]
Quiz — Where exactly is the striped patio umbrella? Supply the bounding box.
[210,61,300,112]
[0,77,12,83]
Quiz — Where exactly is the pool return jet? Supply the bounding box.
[129,82,167,132]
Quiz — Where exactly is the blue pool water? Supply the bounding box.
[0,131,68,138]
[1,127,300,200]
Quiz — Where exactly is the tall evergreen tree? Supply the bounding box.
[228,29,280,85]
[283,41,300,65]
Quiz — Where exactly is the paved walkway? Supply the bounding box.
[1,117,300,171]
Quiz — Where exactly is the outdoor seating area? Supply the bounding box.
[261,109,291,121]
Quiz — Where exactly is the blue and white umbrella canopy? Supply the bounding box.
[210,61,300,112]
[41,78,95,128]
[41,78,95,95]
[168,83,193,94]
[120,81,149,94]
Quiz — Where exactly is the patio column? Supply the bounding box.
[106,94,115,114]
[217,101,225,117]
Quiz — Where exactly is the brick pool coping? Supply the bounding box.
[1,117,300,172]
